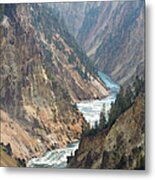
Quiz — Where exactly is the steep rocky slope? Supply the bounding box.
[53,0,144,85]
[0,4,108,164]
[68,93,145,169]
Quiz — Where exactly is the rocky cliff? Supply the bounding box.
[53,0,144,85]
[0,4,108,164]
[68,93,145,169]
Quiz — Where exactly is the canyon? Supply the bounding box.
[68,92,145,169]
[52,0,144,85]
[28,71,120,168]
[0,4,108,165]
[0,1,145,169]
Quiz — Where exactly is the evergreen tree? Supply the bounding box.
[0,5,4,22]
[99,111,107,130]
[94,121,99,131]
[108,76,144,129]
[124,86,134,108]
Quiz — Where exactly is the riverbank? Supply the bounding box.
[27,72,120,168]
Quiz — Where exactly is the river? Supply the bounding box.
[27,72,120,168]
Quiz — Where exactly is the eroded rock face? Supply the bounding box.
[0,4,108,163]
[52,1,144,86]
[69,93,145,169]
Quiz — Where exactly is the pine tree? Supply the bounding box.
[94,121,98,131]
[99,111,107,130]
[124,86,134,108]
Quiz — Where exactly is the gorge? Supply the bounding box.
[28,71,120,168]
[0,1,145,169]
[0,3,109,167]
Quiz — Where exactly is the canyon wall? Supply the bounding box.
[0,4,108,164]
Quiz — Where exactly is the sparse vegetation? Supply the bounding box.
[108,76,144,128]
[82,121,99,137]
[68,54,76,64]
[50,74,55,81]
[99,111,107,130]
[83,76,144,137]
[54,40,64,51]
[46,33,52,44]
[0,5,4,22]
[44,49,53,64]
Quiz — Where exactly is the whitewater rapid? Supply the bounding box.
[77,93,116,127]
[28,72,120,168]
[27,141,79,168]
